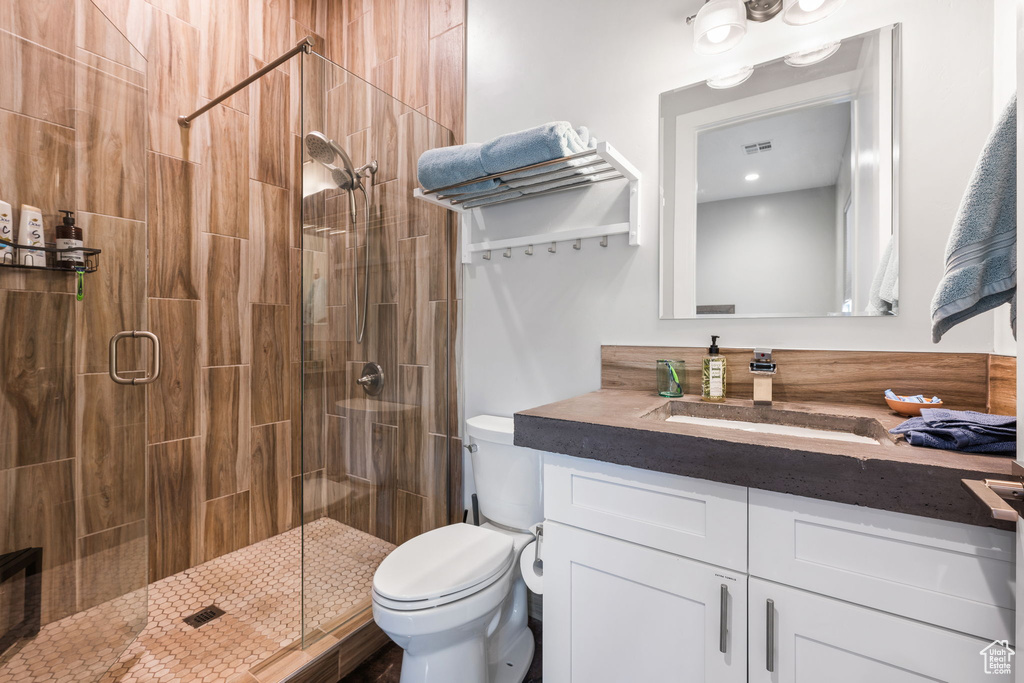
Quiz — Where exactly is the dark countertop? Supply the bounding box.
[514,390,1015,530]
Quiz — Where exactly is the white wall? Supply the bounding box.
[696,186,838,316]
[463,0,1005,430]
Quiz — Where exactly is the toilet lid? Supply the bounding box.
[373,524,514,604]
[465,415,514,445]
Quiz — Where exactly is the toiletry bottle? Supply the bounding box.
[0,201,14,264]
[17,205,45,267]
[55,210,83,267]
[702,335,727,402]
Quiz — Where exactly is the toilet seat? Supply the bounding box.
[372,524,515,612]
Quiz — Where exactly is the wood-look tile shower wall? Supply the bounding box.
[0,0,464,628]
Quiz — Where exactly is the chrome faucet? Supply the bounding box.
[749,348,777,406]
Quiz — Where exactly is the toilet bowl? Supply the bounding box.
[371,416,543,683]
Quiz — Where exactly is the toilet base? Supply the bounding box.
[397,622,534,683]
[488,625,534,683]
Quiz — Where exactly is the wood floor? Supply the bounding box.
[340,619,544,683]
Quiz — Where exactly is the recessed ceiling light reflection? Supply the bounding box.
[745,173,760,181]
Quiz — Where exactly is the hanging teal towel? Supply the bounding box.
[931,95,1017,342]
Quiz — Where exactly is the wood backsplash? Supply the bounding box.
[602,346,1016,415]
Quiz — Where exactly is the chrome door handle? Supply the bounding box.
[719,584,728,654]
[109,331,161,385]
[766,598,775,673]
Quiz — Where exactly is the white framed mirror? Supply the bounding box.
[659,24,900,319]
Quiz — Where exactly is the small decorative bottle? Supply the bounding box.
[702,335,727,402]
[55,210,84,267]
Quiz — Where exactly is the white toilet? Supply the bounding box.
[371,415,543,683]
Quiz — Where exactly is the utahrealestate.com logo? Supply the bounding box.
[981,640,1015,675]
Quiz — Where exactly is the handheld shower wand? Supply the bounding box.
[304,131,378,344]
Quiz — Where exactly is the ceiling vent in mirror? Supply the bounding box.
[743,141,773,155]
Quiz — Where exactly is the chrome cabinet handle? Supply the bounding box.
[719,584,728,654]
[109,331,161,385]
[766,598,775,673]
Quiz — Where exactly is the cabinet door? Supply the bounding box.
[749,578,1001,683]
[544,521,746,683]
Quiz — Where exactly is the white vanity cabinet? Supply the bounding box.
[542,454,748,682]
[748,579,996,683]
[542,454,1016,683]
[543,522,747,683]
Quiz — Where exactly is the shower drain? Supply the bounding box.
[182,605,225,628]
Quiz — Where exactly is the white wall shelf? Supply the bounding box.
[413,141,641,264]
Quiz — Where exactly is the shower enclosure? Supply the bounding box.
[0,15,456,680]
[298,48,458,641]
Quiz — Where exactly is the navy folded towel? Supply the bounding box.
[890,408,1016,454]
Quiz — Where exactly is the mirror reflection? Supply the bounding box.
[660,25,899,319]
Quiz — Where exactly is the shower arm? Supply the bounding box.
[177,36,315,128]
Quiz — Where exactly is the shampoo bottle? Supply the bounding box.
[701,335,727,402]
[0,201,14,264]
[17,205,45,267]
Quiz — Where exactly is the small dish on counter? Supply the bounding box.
[885,396,943,417]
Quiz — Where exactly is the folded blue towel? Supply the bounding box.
[500,127,597,184]
[479,122,591,176]
[890,409,1016,454]
[931,94,1017,342]
[417,142,498,193]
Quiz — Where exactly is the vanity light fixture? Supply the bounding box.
[705,65,754,88]
[745,172,760,181]
[784,41,841,67]
[687,0,845,55]
[781,0,846,26]
[691,0,747,55]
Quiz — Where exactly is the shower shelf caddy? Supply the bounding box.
[0,239,101,273]
[413,141,641,264]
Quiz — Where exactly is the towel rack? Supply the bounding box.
[413,141,641,264]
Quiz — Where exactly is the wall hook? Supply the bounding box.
[573,239,582,250]
[548,242,557,254]
[525,245,534,255]
[600,235,608,247]
[503,248,512,259]
[482,250,491,260]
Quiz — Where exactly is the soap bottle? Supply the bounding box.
[0,200,14,264]
[17,205,45,267]
[702,335,727,402]
[55,210,83,267]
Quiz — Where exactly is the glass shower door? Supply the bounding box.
[0,3,149,680]
[298,49,455,642]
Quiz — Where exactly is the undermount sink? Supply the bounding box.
[646,399,890,446]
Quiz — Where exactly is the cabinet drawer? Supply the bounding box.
[749,489,1015,641]
[544,453,747,571]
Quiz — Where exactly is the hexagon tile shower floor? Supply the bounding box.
[0,518,393,683]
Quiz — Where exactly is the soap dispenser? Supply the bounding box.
[702,335,727,403]
[55,210,83,267]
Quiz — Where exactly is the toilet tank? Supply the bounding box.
[466,415,543,531]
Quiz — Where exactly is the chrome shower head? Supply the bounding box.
[305,131,358,176]
[332,167,357,192]
[304,131,337,165]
